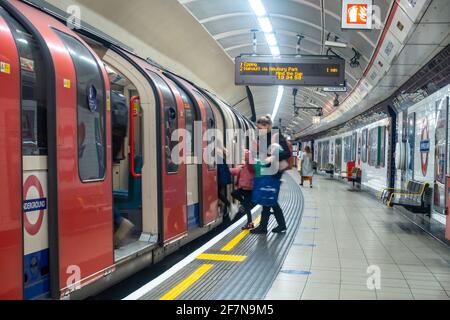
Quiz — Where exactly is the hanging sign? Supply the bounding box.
[342,0,373,30]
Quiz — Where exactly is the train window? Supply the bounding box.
[146,71,179,174]
[343,136,352,163]
[352,132,357,161]
[379,127,386,168]
[195,91,216,170]
[335,138,342,172]
[368,127,378,167]
[362,129,368,163]
[1,8,48,155]
[168,80,196,162]
[54,29,106,182]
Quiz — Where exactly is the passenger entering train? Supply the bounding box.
[251,115,291,235]
[230,149,256,230]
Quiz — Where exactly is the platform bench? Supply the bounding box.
[380,180,431,214]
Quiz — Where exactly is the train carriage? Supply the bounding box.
[0,0,250,300]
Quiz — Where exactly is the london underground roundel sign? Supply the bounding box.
[420,119,430,177]
[23,175,46,236]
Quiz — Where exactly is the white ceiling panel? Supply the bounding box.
[387,63,420,76]
[408,23,450,45]
[378,74,410,87]
[421,0,450,23]
[395,44,439,65]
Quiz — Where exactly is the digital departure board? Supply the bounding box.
[235,55,346,87]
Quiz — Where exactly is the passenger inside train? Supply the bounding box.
[0,0,449,308]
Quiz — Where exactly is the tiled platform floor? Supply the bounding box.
[265,174,450,300]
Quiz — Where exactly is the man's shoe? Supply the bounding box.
[272,226,287,233]
[250,227,267,235]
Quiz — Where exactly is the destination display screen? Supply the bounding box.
[235,56,346,87]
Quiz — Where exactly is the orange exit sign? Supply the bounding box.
[342,0,373,29]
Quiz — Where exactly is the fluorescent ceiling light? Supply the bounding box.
[257,17,273,33]
[248,0,267,16]
[324,40,347,48]
[270,46,280,56]
[271,86,284,122]
[312,116,321,125]
[264,33,277,46]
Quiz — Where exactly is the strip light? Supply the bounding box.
[248,0,267,16]
[271,86,285,122]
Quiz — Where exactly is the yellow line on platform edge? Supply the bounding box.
[221,215,261,252]
[159,264,214,300]
[196,253,247,262]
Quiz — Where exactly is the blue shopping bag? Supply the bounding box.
[252,176,281,206]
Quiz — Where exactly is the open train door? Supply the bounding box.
[4,1,114,298]
[0,8,23,299]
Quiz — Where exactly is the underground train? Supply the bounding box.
[302,83,450,238]
[0,0,256,300]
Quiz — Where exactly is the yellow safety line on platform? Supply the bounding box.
[159,264,214,300]
[196,253,247,262]
[221,215,261,252]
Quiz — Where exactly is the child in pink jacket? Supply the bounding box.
[230,150,256,230]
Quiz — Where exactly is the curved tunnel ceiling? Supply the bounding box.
[179,0,392,134]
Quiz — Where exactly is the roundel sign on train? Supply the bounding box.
[420,118,430,177]
[23,175,47,236]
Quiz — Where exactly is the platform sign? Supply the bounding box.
[235,55,346,87]
[342,0,373,30]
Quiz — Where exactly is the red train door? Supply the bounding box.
[146,71,188,242]
[0,10,23,300]
[194,91,219,225]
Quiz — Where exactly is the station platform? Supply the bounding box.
[266,175,450,300]
[124,172,450,301]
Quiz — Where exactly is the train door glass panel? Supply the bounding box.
[1,8,49,299]
[158,80,179,174]
[197,95,217,170]
[434,98,448,215]
[54,29,106,182]
[4,13,48,156]
[362,129,368,163]
[317,142,322,168]
[369,128,378,167]
[335,138,342,172]
[352,132,357,161]
[322,141,329,168]
[407,113,416,181]
[344,136,352,163]
[379,126,386,168]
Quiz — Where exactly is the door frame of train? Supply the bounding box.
[102,49,160,244]
[113,49,188,243]
[0,8,23,299]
